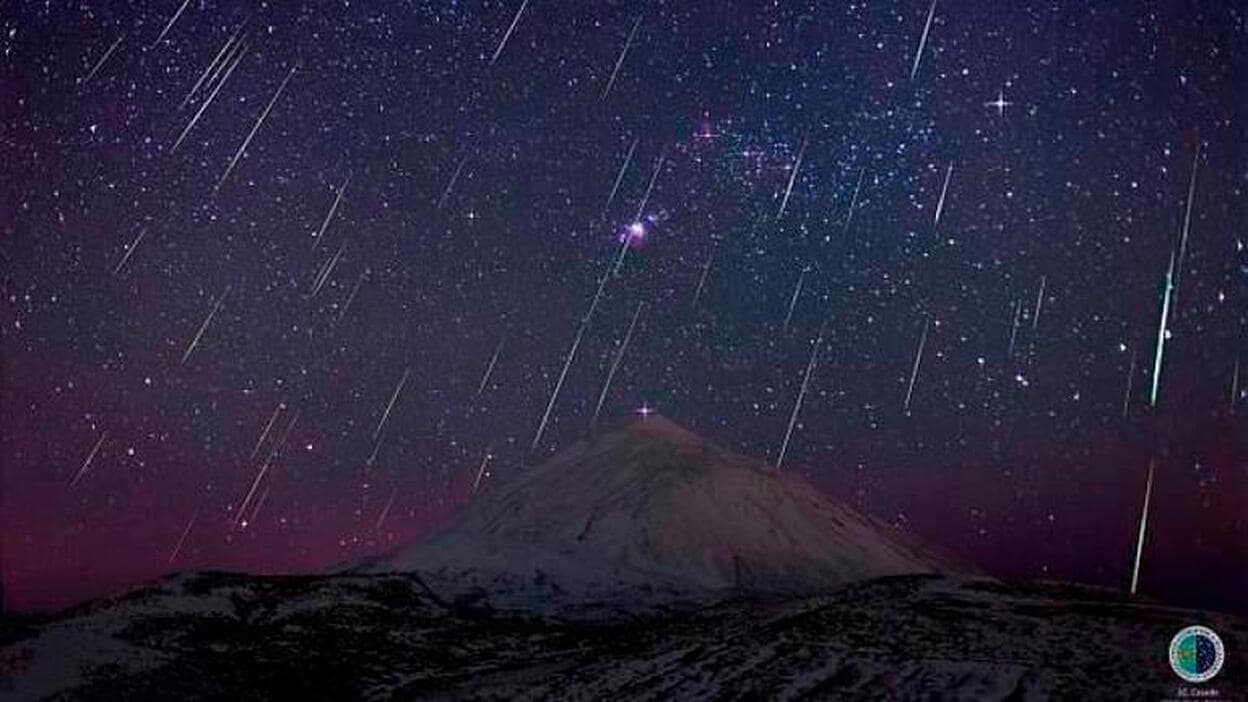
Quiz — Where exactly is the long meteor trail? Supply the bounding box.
[112,228,146,275]
[172,39,248,152]
[532,258,618,450]
[250,401,285,460]
[1129,459,1155,595]
[1173,146,1201,300]
[910,0,938,80]
[603,137,639,212]
[532,318,589,452]
[310,241,347,297]
[612,149,666,275]
[903,319,929,414]
[312,173,351,251]
[591,301,644,428]
[776,330,823,470]
[776,136,808,221]
[81,34,124,86]
[167,511,198,566]
[150,0,193,48]
[477,334,506,396]
[178,20,247,109]
[374,368,411,440]
[216,62,298,190]
[933,162,953,227]
[1032,275,1047,332]
[634,148,666,222]
[70,430,109,486]
[490,0,529,65]
[181,285,230,365]
[601,13,643,101]
[232,410,298,531]
[783,269,806,333]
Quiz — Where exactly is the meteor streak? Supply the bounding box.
[1031,275,1047,332]
[81,34,124,86]
[909,0,937,80]
[477,335,506,396]
[112,228,146,275]
[437,156,469,209]
[591,301,644,428]
[178,21,247,110]
[490,0,529,65]
[612,149,666,275]
[172,40,248,152]
[1129,459,1155,596]
[216,62,299,190]
[150,0,193,48]
[70,430,108,486]
[472,452,492,494]
[933,162,953,227]
[783,269,805,332]
[776,329,824,470]
[601,13,643,101]
[366,427,386,468]
[776,136,807,221]
[532,319,589,452]
[374,367,411,440]
[634,148,666,222]
[1233,359,1241,414]
[1172,146,1201,300]
[375,489,397,533]
[312,173,351,251]
[692,249,714,307]
[842,169,865,236]
[337,270,367,323]
[250,401,285,460]
[535,235,630,450]
[167,512,198,566]
[310,241,347,297]
[903,319,929,414]
[181,285,230,365]
[233,410,298,530]
[247,485,270,526]
[603,137,638,212]
[1007,299,1022,357]
[1149,249,1176,407]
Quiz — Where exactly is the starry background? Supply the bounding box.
[2,1,1245,614]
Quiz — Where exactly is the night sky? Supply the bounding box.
[3,1,1245,614]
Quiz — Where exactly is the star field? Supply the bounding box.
[2,1,1245,613]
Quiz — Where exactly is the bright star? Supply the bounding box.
[984,87,1013,117]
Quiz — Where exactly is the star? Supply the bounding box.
[984,87,1013,117]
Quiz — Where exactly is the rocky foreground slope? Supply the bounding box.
[2,571,1243,700]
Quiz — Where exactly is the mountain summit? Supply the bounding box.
[354,415,962,610]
